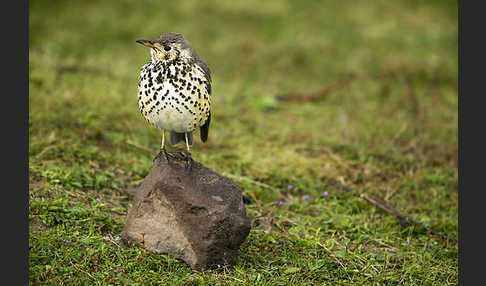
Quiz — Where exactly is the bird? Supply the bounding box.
[136,32,211,155]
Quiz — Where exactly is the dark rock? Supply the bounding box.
[121,151,251,271]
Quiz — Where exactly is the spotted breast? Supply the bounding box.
[138,59,211,134]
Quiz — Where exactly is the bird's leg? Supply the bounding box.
[159,130,170,162]
[184,132,193,169]
[184,132,190,152]
[161,131,165,150]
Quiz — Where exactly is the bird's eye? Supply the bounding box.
[164,46,171,51]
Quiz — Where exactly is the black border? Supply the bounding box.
[3,0,29,284]
[459,0,481,285]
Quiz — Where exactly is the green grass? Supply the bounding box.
[29,0,458,284]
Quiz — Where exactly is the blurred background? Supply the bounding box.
[29,0,457,283]
[29,0,458,191]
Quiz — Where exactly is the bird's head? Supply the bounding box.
[136,32,197,63]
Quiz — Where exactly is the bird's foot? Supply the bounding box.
[156,147,171,163]
[181,150,193,170]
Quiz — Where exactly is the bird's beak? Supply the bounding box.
[136,40,155,48]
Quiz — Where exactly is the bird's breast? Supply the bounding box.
[137,61,211,133]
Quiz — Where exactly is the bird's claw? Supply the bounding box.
[156,147,171,163]
[182,150,193,170]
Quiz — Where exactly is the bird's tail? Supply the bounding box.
[170,131,193,146]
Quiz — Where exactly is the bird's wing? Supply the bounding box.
[200,111,210,142]
[195,59,211,142]
[195,59,211,95]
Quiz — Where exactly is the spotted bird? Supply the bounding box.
[136,32,211,153]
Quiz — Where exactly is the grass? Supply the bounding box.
[29,0,458,284]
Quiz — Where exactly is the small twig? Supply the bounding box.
[247,191,262,210]
[230,277,244,283]
[126,140,154,154]
[390,122,408,145]
[222,173,280,193]
[131,179,144,186]
[276,66,413,102]
[69,258,96,280]
[276,76,357,102]
[34,145,58,159]
[361,193,457,244]
[316,242,353,280]
[103,234,122,249]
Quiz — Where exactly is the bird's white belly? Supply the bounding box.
[150,103,195,133]
[141,83,197,133]
[138,61,210,133]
